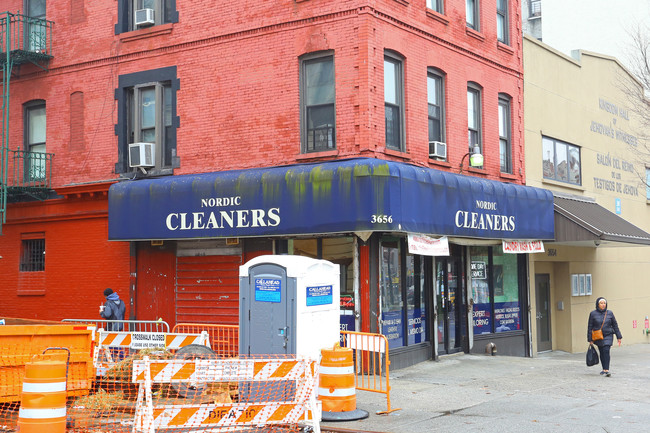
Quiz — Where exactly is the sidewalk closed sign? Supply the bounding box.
[130,332,166,349]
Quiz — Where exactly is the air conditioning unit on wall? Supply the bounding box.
[429,141,447,159]
[129,142,155,168]
[135,8,155,27]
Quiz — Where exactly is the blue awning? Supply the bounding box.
[108,158,554,241]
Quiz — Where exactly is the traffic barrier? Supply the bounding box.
[132,355,320,433]
[93,329,210,375]
[319,345,369,421]
[172,323,239,357]
[18,359,67,433]
[340,331,400,414]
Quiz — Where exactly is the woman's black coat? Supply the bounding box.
[588,307,622,346]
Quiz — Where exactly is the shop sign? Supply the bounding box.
[407,234,449,256]
[502,240,545,253]
[254,278,281,303]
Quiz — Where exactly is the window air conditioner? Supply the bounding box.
[129,142,155,168]
[135,8,155,27]
[429,141,447,159]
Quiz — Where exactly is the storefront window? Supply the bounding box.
[406,255,427,344]
[471,246,491,334]
[471,245,521,335]
[380,240,403,348]
[493,247,521,332]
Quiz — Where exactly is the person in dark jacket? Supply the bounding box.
[99,288,126,331]
[587,297,622,377]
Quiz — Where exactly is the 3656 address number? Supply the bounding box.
[371,214,393,224]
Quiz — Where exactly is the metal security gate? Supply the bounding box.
[175,253,242,325]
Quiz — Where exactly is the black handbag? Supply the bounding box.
[586,344,599,367]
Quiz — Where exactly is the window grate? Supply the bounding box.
[20,238,45,272]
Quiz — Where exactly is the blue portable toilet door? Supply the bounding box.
[243,263,296,355]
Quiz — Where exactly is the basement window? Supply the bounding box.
[20,238,45,272]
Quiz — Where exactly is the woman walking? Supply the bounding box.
[587,297,622,377]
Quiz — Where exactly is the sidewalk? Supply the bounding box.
[321,343,650,433]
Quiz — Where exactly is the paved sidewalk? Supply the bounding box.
[321,343,650,433]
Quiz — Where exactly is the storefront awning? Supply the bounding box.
[554,195,650,246]
[108,158,555,241]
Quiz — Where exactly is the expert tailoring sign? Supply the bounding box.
[130,333,166,349]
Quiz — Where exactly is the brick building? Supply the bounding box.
[1,1,554,368]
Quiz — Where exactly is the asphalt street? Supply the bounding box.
[321,343,650,433]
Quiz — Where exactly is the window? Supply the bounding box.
[384,53,405,151]
[301,55,335,153]
[466,0,479,30]
[116,67,179,175]
[20,238,45,272]
[498,94,512,173]
[529,0,541,18]
[496,0,509,44]
[380,237,428,349]
[542,136,581,185]
[471,245,523,334]
[24,101,46,182]
[116,0,178,34]
[427,71,444,144]
[26,0,46,51]
[426,0,443,13]
[467,84,482,157]
[646,167,650,200]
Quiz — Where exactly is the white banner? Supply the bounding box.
[502,240,545,253]
[407,234,450,256]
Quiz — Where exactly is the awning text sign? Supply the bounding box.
[502,240,545,253]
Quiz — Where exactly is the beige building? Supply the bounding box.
[524,35,650,354]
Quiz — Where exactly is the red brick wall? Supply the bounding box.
[0,191,130,321]
[7,0,523,184]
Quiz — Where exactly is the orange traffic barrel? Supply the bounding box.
[18,360,67,433]
[318,345,368,421]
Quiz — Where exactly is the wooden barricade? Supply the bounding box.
[340,331,400,414]
[172,323,239,357]
[131,355,320,433]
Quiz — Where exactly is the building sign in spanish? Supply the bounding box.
[407,234,449,256]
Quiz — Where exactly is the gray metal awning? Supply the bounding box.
[553,195,650,246]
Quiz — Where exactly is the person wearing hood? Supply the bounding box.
[100,288,126,331]
[588,297,622,377]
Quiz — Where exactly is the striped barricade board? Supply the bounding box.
[131,357,320,433]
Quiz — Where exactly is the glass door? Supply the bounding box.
[436,256,467,355]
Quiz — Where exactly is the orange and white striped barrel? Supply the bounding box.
[18,360,67,433]
[318,346,356,412]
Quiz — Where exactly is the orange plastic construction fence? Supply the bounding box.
[340,330,400,415]
[173,323,239,357]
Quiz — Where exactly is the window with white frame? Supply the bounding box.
[467,84,482,158]
[301,54,335,153]
[426,0,443,13]
[116,0,178,33]
[24,101,46,182]
[385,52,405,152]
[542,136,581,185]
[428,70,445,158]
[466,0,479,30]
[498,94,512,173]
[496,0,509,44]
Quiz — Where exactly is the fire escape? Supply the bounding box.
[0,12,54,234]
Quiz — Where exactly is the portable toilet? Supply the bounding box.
[239,255,340,359]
